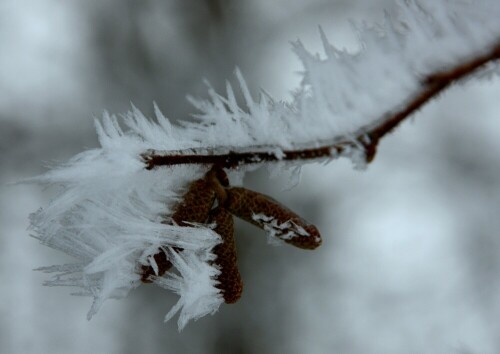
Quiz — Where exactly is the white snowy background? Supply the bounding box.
[2,0,500,353]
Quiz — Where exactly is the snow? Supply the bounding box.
[252,213,311,244]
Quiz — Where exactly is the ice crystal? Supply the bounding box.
[27,0,500,328]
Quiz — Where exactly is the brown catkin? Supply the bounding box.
[171,178,217,226]
[141,176,217,282]
[210,207,243,304]
[225,187,322,250]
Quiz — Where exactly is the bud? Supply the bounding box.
[210,207,243,304]
[225,187,322,250]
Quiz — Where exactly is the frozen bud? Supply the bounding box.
[210,207,242,304]
[141,175,217,282]
[225,187,322,250]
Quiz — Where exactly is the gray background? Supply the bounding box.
[2,1,500,353]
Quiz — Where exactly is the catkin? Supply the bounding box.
[225,187,322,250]
[171,178,217,225]
[210,207,243,304]
[141,177,217,282]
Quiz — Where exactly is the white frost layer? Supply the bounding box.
[27,0,500,328]
[252,213,310,245]
[30,163,223,327]
[70,0,500,162]
[152,249,223,331]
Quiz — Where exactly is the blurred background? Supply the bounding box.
[2,0,500,353]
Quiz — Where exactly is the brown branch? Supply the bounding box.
[143,42,500,170]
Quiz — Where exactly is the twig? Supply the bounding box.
[143,42,500,170]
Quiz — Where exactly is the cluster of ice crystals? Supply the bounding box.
[29,161,223,328]
[28,0,500,328]
[251,213,310,244]
[142,0,499,159]
[153,249,223,331]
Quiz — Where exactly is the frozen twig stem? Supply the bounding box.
[27,0,500,330]
[143,41,500,170]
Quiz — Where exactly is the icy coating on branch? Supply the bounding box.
[28,0,500,329]
[87,0,500,158]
